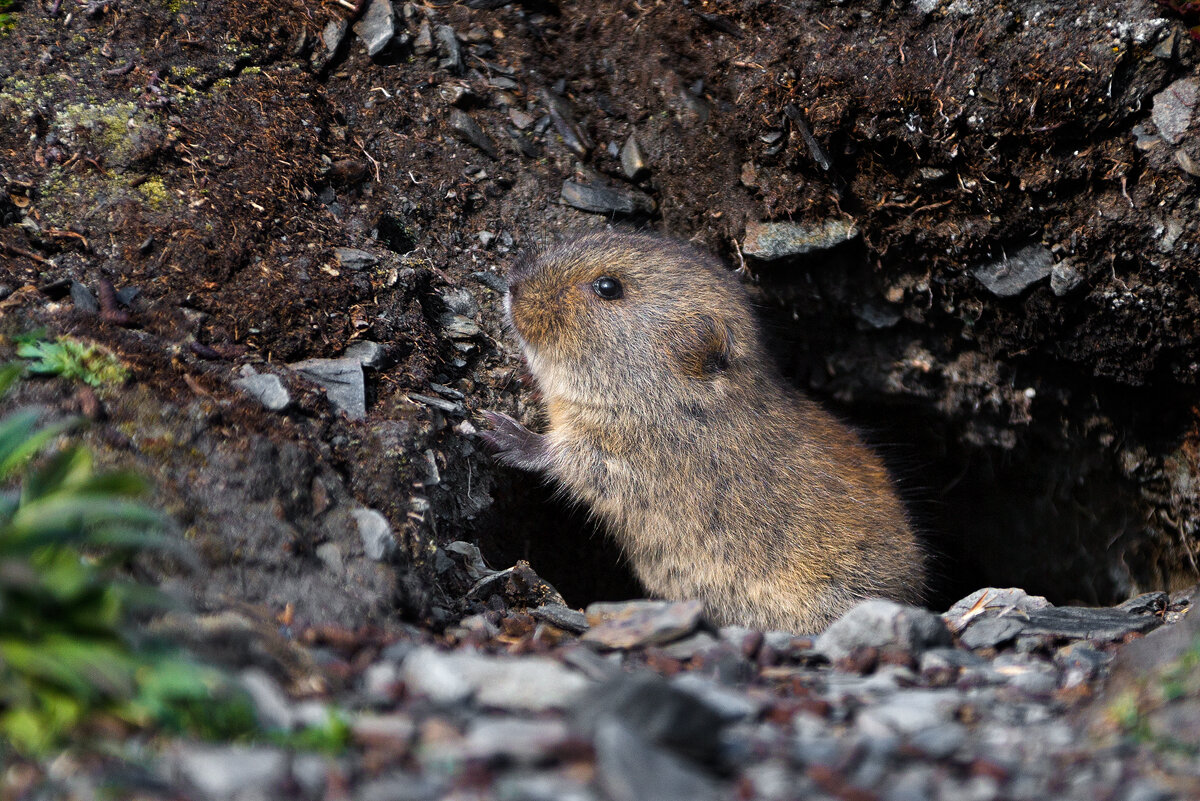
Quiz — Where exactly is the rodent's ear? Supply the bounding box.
[676,314,733,379]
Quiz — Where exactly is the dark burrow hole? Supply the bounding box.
[473,475,643,609]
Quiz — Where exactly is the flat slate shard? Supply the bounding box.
[561,180,655,216]
[334,247,378,271]
[742,219,859,260]
[958,615,1026,650]
[1020,606,1163,641]
[289,357,366,420]
[352,0,395,57]
[448,109,498,159]
[532,603,589,633]
[582,600,704,649]
[971,244,1055,297]
[1151,76,1199,145]
[233,372,291,411]
[815,600,952,662]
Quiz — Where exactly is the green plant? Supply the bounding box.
[0,0,15,31]
[16,335,129,388]
[0,363,253,754]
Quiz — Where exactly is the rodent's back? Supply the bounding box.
[503,231,924,632]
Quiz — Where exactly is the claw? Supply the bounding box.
[477,409,551,472]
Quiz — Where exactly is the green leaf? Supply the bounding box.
[0,638,100,699]
[22,446,92,503]
[8,494,163,548]
[0,416,77,483]
[0,363,21,397]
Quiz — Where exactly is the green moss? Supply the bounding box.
[135,176,171,209]
[57,100,140,157]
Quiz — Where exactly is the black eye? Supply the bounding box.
[591,276,623,300]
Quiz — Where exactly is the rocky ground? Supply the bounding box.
[2,0,1200,796]
[13,581,1200,800]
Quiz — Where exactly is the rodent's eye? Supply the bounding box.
[591,276,623,300]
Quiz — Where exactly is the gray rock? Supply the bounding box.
[407,392,462,414]
[909,722,967,759]
[1020,606,1162,641]
[171,745,288,801]
[1050,261,1083,296]
[593,719,722,801]
[531,603,589,633]
[620,134,649,180]
[658,631,718,660]
[315,542,343,574]
[920,646,989,673]
[542,91,593,156]
[362,661,401,704]
[441,287,479,316]
[855,300,903,329]
[508,108,535,130]
[352,507,396,561]
[1151,76,1198,145]
[671,672,764,722]
[350,713,416,747]
[239,668,294,731]
[344,340,385,369]
[945,587,1052,621]
[70,280,98,312]
[322,18,349,57]
[334,247,379,271]
[885,766,938,801]
[494,772,598,801]
[959,615,1026,650]
[352,0,395,57]
[438,311,481,339]
[1122,780,1175,801]
[561,180,655,216]
[356,772,442,801]
[471,270,509,294]
[815,600,952,662]
[413,19,433,55]
[448,109,498,159]
[859,690,960,738]
[742,219,859,260]
[291,754,329,799]
[401,647,589,711]
[1174,148,1200,177]
[233,372,291,412]
[1054,641,1108,681]
[574,671,725,763]
[971,244,1055,297]
[290,357,366,420]
[461,717,571,764]
[582,599,704,649]
[434,24,463,72]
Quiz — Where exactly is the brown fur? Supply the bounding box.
[485,231,925,633]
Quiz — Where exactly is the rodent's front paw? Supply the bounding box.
[479,410,551,472]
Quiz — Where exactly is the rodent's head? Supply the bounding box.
[505,231,765,412]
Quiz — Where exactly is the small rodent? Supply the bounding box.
[481,231,924,633]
